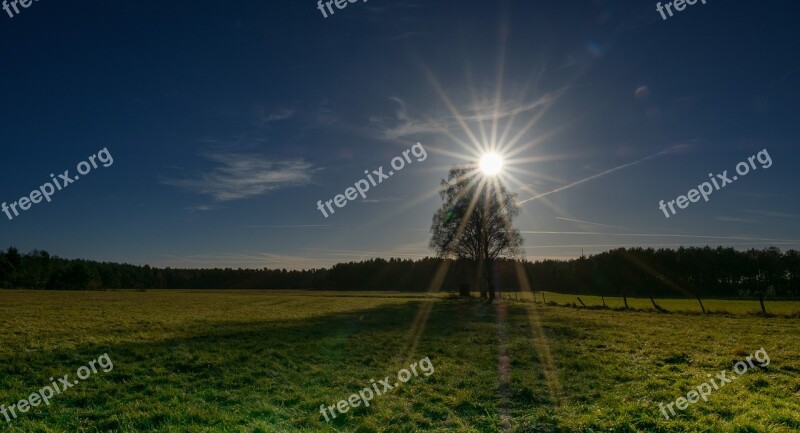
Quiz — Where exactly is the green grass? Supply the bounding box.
[0,289,798,432]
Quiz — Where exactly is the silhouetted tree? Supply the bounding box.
[429,166,523,302]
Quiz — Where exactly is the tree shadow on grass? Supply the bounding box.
[0,299,610,432]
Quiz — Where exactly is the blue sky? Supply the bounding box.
[1,0,799,269]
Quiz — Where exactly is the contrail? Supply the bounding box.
[518,231,800,243]
[554,217,636,231]
[518,146,680,205]
[248,225,334,228]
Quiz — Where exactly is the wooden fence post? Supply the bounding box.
[649,297,663,311]
[696,296,706,314]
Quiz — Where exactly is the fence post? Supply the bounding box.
[696,296,706,314]
[649,297,663,311]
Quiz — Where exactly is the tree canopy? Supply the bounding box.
[429,166,523,300]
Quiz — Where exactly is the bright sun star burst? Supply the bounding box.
[479,152,504,175]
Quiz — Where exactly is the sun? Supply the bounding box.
[479,152,504,175]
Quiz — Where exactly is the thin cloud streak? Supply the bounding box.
[519,231,800,242]
[518,146,684,205]
[248,225,334,228]
[163,153,315,201]
[524,241,800,249]
[374,95,549,140]
[255,107,294,125]
[555,217,637,231]
[744,209,799,219]
[714,215,757,223]
[158,252,340,270]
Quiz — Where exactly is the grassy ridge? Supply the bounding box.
[0,290,798,432]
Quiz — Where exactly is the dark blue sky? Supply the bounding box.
[1,0,798,269]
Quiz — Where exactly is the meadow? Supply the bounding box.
[0,289,798,432]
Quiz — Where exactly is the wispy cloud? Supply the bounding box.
[373,96,548,140]
[314,100,340,127]
[524,241,800,249]
[360,197,402,203]
[248,225,334,228]
[714,215,757,223]
[157,252,340,270]
[163,153,315,201]
[255,107,294,126]
[185,204,220,212]
[518,231,800,243]
[744,209,799,219]
[381,117,448,140]
[374,97,447,139]
[302,241,430,260]
[460,98,549,122]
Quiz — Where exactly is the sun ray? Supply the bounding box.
[404,34,581,415]
[464,58,491,154]
[490,24,510,152]
[416,59,484,151]
[511,262,563,412]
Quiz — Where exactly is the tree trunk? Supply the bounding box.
[696,295,706,313]
[476,260,486,299]
[623,295,629,309]
[759,294,767,314]
[486,277,495,302]
[485,258,495,303]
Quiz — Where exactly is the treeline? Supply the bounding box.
[529,246,800,299]
[0,246,798,298]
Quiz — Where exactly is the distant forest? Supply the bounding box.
[1,246,799,299]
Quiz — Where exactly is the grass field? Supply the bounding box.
[0,290,798,432]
